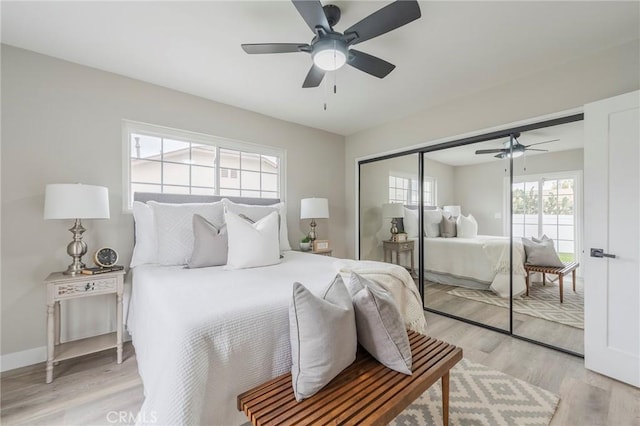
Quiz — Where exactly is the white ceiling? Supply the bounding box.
[2,1,638,136]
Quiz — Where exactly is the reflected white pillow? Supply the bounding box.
[403,207,419,238]
[222,199,291,251]
[522,237,564,267]
[290,276,357,401]
[424,209,443,238]
[130,201,157,267]
[149,201,225,265]
[456,213,478,238]
[225,210,280,269]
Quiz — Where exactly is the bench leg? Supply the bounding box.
[542,272,546,286]
[442,371,450,426]
[573,269,576,292]
[525,271,530,296]
[559,274,564,303]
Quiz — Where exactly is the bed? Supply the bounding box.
[410,236,527,298]
[126,193,425,425]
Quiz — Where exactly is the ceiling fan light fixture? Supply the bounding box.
[312,41,347,71]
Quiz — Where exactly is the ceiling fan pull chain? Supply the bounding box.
[333,41,338,94]
[323,70,328,111]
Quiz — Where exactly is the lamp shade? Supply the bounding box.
[300,198,329,219]
[44,184,110,220]
[443,205,461,217]
[382,203,404,218]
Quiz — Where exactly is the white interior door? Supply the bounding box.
[584,90,640,387]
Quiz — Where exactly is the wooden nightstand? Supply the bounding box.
[383,240,415,277]
[312,249,333,257]
[44,270,126,383]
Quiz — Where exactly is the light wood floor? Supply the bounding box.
[424,279,584,354]
[2,313,639,425]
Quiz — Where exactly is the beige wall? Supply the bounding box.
[346,40,640,258]
[1,45,345,359]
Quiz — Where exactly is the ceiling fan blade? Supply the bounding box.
[302,64,325,88]
[524,139,559,148]
[347,49,395,78]
[476,149,505,155]
[525,148,549,152]
[344,0,421,45]
[241,43,309,54]
[292,0,330,33]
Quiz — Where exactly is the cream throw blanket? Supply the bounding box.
[483,239,527,298]
[333,259,427,334]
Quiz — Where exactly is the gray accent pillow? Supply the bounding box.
[186,214,228,268]
[522,237,564,267]
[348,273,412,375]
[439,216,457,238]
[289,275,357,402]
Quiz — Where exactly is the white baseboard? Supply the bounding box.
[1,346,47,372]
[1,333,132,373]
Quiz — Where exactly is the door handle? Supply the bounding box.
[590,248,616,259]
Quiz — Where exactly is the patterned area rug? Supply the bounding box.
[447,280,584,329]
[391,359,559,426]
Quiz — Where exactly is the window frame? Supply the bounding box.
[122,120,286,212]
[388,172,437,207]
[504,170,582,264]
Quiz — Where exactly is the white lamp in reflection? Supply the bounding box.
[443,205,461,218]
[300,198,329,242]
[44,184,110,275]
[382,203,404,236]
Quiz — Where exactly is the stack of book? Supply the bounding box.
[81,265,125,275]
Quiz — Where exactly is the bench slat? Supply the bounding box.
[238,331,463,426]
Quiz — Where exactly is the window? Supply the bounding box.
[123,121,284,209]
[510,172,580,262]
[388,174,436,206]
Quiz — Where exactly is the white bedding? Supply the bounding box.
[412,235,527,297]
[127,251,424,425]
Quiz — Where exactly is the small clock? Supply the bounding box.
[94,247,119,268]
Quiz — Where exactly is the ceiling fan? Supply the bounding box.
[241,0,421,88]
[475,133,559,159]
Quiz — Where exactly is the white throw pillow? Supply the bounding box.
[149,201,225,265]
[130,201,157,267]
[289,276,357,401]
[225,210,280,269]
[347,274,412,375]
[403,207,419,238]
[424,209,443,238]
[456,213,478,238]
[222,199,291,251]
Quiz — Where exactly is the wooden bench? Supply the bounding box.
[524,262,579,303]
[237,330,462,426]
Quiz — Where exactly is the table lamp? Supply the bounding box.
[44,183,110,275]
[382,203,404,236]
[300,198,329,242]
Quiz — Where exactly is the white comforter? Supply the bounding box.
[127,251,424,425]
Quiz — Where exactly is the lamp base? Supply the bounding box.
[63,219,88,275]
[389,218,399,236]
[308,219,318,242]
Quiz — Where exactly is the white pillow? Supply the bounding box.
[289,276,357,401]
[149,201,225,265]
[424,209,443,238]
[456,213,478,238]
[130,201,157,268]
[225,210,280,269]
[222,199,291,251]
[403,207,419,238]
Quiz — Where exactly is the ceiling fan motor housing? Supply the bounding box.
[323,4,341,28]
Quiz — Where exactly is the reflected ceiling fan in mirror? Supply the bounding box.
[241,0,421,88]
[475,133,559,159]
